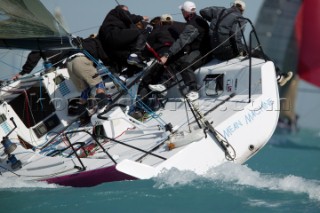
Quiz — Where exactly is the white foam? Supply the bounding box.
[246,199,282,208]
[154,168,199,188]
[154,163,320,201]
[0,176,59,190]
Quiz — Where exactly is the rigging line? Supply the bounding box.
[39,78,44,110]
[70,25,100,35]
[46,51,64,61]
[137,56,258,112]
[114,0,121,6]
[200,81,261,113]
[15,166,79,178]
[40,93,136,150]
[23,89,36,127]
[82,49,167,126]
[184,98,193,132]
[0,59,21,71]
[103,135,167,161]
[146,42,205,131]
[6,49,73,80]
[94,3,246,122]
[4,54,68,81]
[111,0,184,104]
[130,24,248,105]
[0,50,30,62]
[99,63,166,125]
[0,164,20,177]
[181,80,261,128]
[156,43,204,130]
[0,50,11,59]
[188,98,236,160]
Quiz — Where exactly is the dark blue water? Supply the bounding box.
[1,128,319,213]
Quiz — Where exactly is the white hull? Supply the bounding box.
[0,57,279,186]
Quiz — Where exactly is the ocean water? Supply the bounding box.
[1,128,319,213]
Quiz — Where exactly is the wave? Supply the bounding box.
[0,176,59,190]
[153,163,320,201]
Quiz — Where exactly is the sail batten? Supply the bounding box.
[0,0,73,50]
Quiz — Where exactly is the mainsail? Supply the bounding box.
[0,0,73,50]
[296,0,320,87]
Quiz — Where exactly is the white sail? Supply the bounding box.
[0,0,73,50]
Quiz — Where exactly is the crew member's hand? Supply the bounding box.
[12,73,22,80]
[239,50,247,56]
[143,16,149,21]
[160,56,168,65]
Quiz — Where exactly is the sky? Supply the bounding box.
[0,0,263,78]
[42,0,264,38]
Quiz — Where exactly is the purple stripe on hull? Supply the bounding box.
[44,165,136,187]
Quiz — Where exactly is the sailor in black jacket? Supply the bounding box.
[98,5,149,69]
[147,14,186,57]
[12,50,70,80]
[200,0,247,60]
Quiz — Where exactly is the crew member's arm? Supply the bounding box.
[160,24,199,64]
[12,51,41,80]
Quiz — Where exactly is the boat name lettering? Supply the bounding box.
[223,99,273,139]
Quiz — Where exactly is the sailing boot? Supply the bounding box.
[278,71,293,86]
[127,34,147,68]
[148,84,168,96]
[127,53,146,68]
[185,83,199,102]
[95,93,111,110]
[78,104,91,126]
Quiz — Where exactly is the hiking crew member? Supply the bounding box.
[150,1,210,101]
[12,50,71,80]
[200,0,293,86]
[138,14,181,106]
[147,14,186,57]
[200,0,247,61]
[67,36,110,125]
[98,5,149,70]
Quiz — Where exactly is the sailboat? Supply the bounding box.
[0,0,280,187]
[293,0,320,130]
[255,0,320,133]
